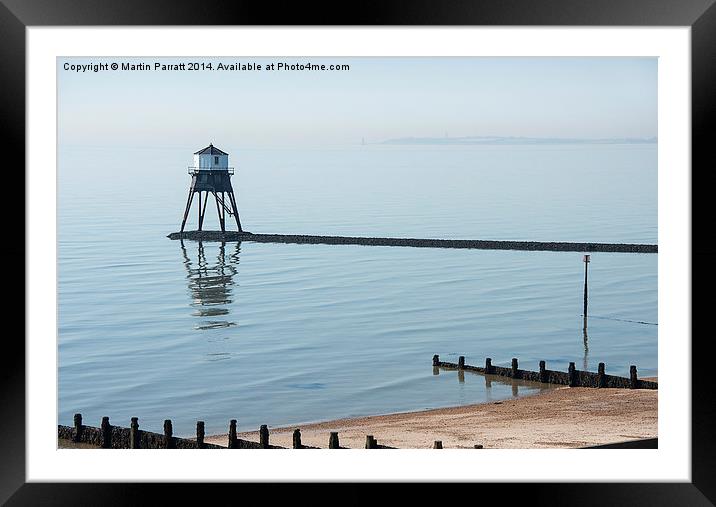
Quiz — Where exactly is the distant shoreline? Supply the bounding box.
[378,135,657,146]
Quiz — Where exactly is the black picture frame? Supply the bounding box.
[4,0,714,504]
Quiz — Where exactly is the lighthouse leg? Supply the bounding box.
[213,192,225,233]
[180,190,195,232]
[227,191,243,232]
[198,191,209,231]
[220,192,226,232]
[197,192,202,230]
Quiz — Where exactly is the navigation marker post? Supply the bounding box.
[583,254,590,332]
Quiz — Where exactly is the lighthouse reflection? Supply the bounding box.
[180,240,241,330]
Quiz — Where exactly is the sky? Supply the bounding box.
[58,57,657,148]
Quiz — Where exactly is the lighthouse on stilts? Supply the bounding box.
[180,143,243,233]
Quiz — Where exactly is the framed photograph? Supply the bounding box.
[6,0,714,503]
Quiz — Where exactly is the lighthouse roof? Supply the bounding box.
[194,143,228,156]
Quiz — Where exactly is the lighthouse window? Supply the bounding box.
[214,156,219,165]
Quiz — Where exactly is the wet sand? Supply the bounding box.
[206,382,657,449]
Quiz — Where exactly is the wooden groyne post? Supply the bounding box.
[229,419,237,448]
[329,432,340,449]
[196,421,205,448]
[101,416,111,449]
[365,435,378,449]
[568,362,577,387]
[259,425,270,449]
[73,413,83,443]
[130,417,140,449]
[293,429,302,449]
[164,419,174,449]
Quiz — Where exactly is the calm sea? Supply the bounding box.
[58,144,657,436]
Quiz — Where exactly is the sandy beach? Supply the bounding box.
[205,380,657,449]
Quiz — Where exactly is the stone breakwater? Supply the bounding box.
[167,231,658,254]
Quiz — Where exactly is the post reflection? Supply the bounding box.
[583,327,589,371]
[180,240,241,330]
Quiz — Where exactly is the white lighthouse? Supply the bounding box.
[180,143,242,233]
[192,143,229,171]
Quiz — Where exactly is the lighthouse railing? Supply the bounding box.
[188,167,235,175]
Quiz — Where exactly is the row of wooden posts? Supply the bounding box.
[433,354,658,389]
[63,414,461,449]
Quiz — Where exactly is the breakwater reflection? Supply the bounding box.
[433,364,554,401]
